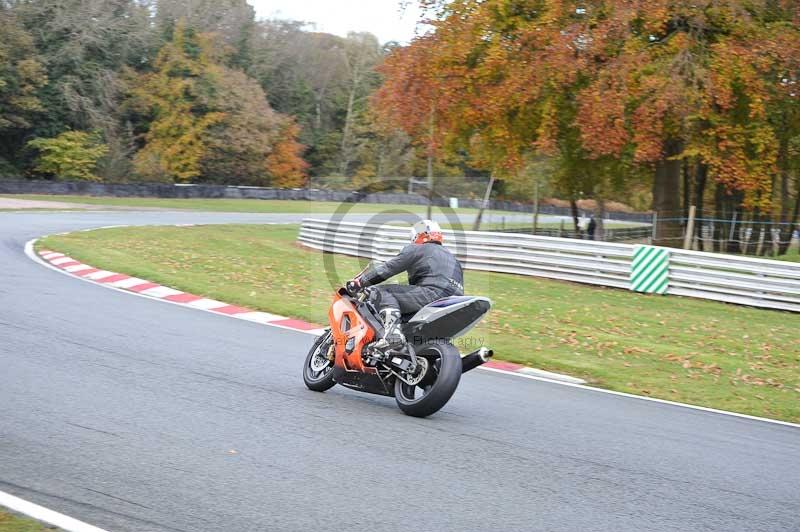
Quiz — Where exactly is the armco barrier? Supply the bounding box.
[297,218,800,313]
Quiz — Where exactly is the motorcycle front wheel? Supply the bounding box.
[394,342,461,418]
[303,330,336,392]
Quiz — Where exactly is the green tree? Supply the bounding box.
[154,0,256,66]
[0,8,46,173]
[12,0,153,178]
[27,130,108,181]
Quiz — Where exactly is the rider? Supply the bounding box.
[346,220,464,348]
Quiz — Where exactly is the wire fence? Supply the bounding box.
[492,211,800,258]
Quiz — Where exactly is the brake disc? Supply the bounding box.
[310,342,333,372]
[404,357,429,386]
[310,354,330,372]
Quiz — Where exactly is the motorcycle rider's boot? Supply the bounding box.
[373,308,406,350]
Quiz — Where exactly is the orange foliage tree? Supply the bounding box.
[267,120,309,188]
[375,0,800,248]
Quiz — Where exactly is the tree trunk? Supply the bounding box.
[682,158,691,220]
[694,162,707,251]
[743,209,759,256]
[338,44,365,177]
[338,67,359,176]
[726,192,744,254]
[426,107,435,220]
[570,198,580,237]
[777,168,794,255]
[472,173,495,231]
[786,181,800,255]
[652,139,683,247]
[713,183,724,252]
[426,150,434,220]
[595,197,606,241]
[532,176,540,235]
[314,98,323,131]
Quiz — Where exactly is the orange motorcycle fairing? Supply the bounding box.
[328,290,377,374]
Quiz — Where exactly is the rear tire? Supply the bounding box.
[394,342,461,418]
[303,331,336,392]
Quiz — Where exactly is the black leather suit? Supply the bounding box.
[359,242,464,314]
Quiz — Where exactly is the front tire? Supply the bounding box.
[303,331,336,392]
[394,342,461,417]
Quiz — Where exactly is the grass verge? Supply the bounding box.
[0,510,53,531]
[40,224,800,422]
[3,194,491,216]
[775,246,800,262]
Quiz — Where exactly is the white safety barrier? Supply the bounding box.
[297,218,800,312]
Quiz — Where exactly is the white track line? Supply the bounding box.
[0,490,109,532]
[478,367,800,429]
[139,285,183,298]
[24,235,800,430]
[236,311,286,324]
[83,270,117,281]
[64,264,94,273]
[186,298,228,310]
[108,277,149,289]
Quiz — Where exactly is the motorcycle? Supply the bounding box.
[302,269,493,417]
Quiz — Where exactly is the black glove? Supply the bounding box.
[345,278,361,296]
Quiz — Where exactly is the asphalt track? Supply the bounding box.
[1,210,799,532]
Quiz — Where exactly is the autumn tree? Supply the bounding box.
[203,69,307,186]
[131,24,224,182]
[132,22,307,185]
[380,0,800,245]
[376,1,621,227]
[571,1,800,248]
[266,120,309,188]
[373,32,465,215]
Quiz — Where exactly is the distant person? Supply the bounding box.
[587,217,597,240]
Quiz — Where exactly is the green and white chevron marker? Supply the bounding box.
[630,245,670,294]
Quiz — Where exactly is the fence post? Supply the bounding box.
[772,228,780,256]
[683,205,696,250]
[728,211,738,242]
[651,212,658,242]
[756,227,765,256]
[532,177,540,235]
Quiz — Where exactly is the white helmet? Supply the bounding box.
[410,219,443,244]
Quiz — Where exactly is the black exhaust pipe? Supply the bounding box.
[461,347,493,373]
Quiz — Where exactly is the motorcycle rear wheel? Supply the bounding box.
[394,342,461,418]
[303,331,336,392]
